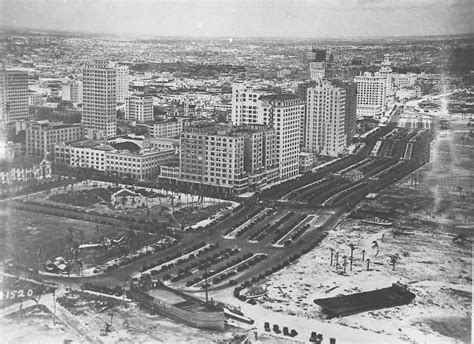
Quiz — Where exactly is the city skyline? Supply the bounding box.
[2,0,474,39]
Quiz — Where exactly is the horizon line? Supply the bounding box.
[2,26,474,41]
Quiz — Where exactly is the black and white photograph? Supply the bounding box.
[0,0,473,343]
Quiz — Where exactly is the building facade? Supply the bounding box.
[260,95,303,180]
[177,123,279,193]
[232,84,303,181]
[125,95,153,122]
[54,138,175,181]
[145,118,185,138]
[62,79,83,105]
[180,124,246,192]
[305,82,346,157]
[330,79,357,145]
[355,72,387,118]
[379,53,393,96]
[0,69,29,122]
[231,83,271,125]
[26,121,84,156]
[115,65,129,104]
[82,60,117,139]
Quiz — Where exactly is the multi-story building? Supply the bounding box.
[125,95,153,122]
[54,138,175,181]
[330,79,357,145]
[105,146,174,181]
[310,62,326,81]
[115,65,129,104]
[28,92,44,106]
[297,81,317,147]
[232,84,303,180]
[305,48,326,63]
[260,95,303,180]
[180,123,246,192]
[82,60,117,139]
[145,118,185,138]
[26,121,84,156]
[231,83,271,125]
[177,123,279,193]
[379,53,393,96]
[305,48,327,81]
[355,72,387,118]
[0,69,29,122]
[306,81,346,157]
[239,124,279,187]
[393,73,418,89]
[62,79,83,105]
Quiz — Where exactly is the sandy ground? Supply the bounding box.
[0,304,83,344]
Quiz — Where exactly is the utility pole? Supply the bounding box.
[204,266,209,304]
[53,289,56,326]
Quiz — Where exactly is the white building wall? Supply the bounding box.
[306,83,346,157]
[355,72,387,118]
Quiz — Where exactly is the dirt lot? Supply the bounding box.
[57,292,224,343]
[0,304,82,343]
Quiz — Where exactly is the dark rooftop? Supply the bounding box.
[260,94,300,102]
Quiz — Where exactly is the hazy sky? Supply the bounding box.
[2,0,473,38]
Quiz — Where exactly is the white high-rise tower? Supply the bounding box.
[114,65,129,103]
[379,53,393,96]
[305,81,346,157]
[0,69,29,122]
[82,60,117,139]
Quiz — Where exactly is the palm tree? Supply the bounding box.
[389,254,399,270]
[348,243,356,271]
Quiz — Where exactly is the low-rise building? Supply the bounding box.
[0,157,52,184]
[145,118,186,138]
[54,136,175,181]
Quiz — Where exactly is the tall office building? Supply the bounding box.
[82,60,117,139]
[297,81,317,147]
[0,69,29,122]
[232,84,303,180]
[379,53,393,96]
[62,79,83,105]
[260,95,303,180]
[354,72,387,118]
[125,95,153,122]
[115,65,129,103]
[305,81,346,157]
[330,79,357,145]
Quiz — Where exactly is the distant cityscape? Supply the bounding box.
[1,31,472,192]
